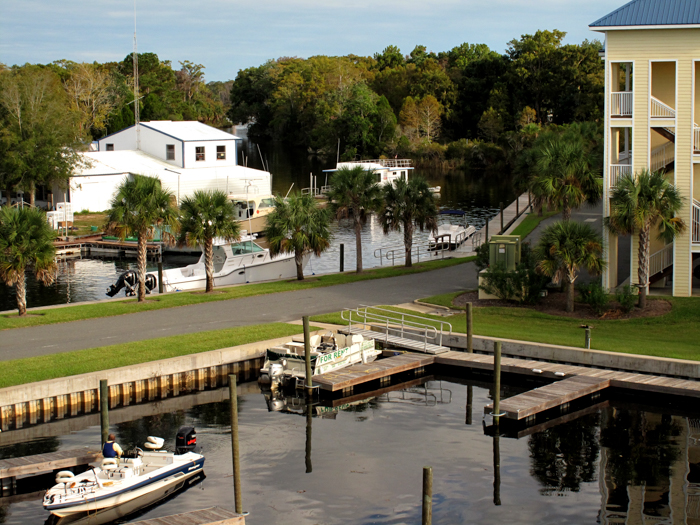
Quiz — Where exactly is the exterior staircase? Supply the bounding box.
[648,243,674,284]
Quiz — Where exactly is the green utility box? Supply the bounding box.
[489,235,521,271]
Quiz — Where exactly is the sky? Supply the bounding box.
[1,0,616,82]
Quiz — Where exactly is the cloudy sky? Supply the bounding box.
[1,0,616,82]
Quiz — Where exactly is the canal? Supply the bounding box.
[0,374,697,524]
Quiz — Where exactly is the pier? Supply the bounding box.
[131,506,245,525]
[54,237,162,260]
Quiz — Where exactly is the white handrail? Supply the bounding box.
[649,243,673,276]
[650,142,674,172]
[694,127,700,152]
[342,159,413,168]
[693,199,700,244]
[610,92,633,117]
[373,242,450,266]
[651,96,675,119]
[609,164,632,188]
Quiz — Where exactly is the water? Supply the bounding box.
[0,377,696,524]
[0,139,515,311]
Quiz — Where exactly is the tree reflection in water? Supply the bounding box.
[116,412,187,450]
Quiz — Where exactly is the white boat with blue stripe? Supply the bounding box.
[43,429,204,518]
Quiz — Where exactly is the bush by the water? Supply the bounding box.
[616,285,636,313]
[578,282,609,316]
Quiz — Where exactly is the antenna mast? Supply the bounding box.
[133,0,140,150]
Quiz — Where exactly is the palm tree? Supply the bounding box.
[533,221,606,313]
[178,190,240,293]
[604,169,685,309]
[327,166,382,273]
[264,192,331,280]
[379,176,438,267]
[105,174,179,302]
[0,206,57,316]
[529,135,602,221]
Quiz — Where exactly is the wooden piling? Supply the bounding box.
[493,434,501,506]
[493,342,502,426]
[585,327,591,350]
[499,202,504,234]
[303,316,313,395]
[305,396,313,474]
[100,379,109,447]
[157,262,164,294]
[229,374,242,515]
[422,466,433,525]
[466,385,473,425]
[339,243,344,272]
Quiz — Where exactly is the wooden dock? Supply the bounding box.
[131,506,244,524]
[0,448,101,479]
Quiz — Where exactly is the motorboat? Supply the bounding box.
[43,427,203,518]
[428,210,475,250]
[322,158,414,188]
[228,193,276,236]
[258,331,381,391]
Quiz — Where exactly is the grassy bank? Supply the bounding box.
[311,306,467,334]
[0,322,309,389]
[511,210,559,239]
[415,293,700,361]
[0,256,474,331]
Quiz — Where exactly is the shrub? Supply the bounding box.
[578,282,609,316]
[615,285,636,313]
[479,243,548,305]
[475,242,490,272]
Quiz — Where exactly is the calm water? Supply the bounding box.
[0,376,696,524]
[0,138,516,311]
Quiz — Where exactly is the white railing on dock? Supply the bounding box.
[610,92,633,117]
[341,305,452,349]
[650,142,674,172]
[649,243,673,276]
[374,242,450,266]
[651,96,675,119]
[609,164,632,188]
[693,199,700,244]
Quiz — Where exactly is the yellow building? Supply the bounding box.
[590,0,700,297]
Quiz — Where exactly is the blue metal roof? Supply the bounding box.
[590,0,700,28]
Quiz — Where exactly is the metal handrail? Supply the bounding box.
[341,305,452,349]
[343,159,412,168]
[692,199,700,244]
[373,242,450,266]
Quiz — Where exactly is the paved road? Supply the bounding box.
[0,263,475,360]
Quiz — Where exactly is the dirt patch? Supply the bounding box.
[452,291,672,320]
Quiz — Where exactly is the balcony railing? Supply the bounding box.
[693,199,700,244]
[695,127,700,152]
[651,96,676,119]
[650,142,674,172]
[610,92,633,117]
[609,164,632,188]
[649,243,674,276]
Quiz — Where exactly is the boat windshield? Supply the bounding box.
[213,245,227,273]
[258,198,275,209]
[231,242,265,255]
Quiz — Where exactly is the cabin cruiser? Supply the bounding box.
[43,428,203,519]
[258,331,381,391]
[428,210,475,250]
[229,193,275,236]
[322,158,413,187]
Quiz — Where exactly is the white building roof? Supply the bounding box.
[140,121,240,142]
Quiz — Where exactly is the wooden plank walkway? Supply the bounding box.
[341,327,449,354]
[131,506,244,524]
[313,354,435,392]
[0,448,101,479]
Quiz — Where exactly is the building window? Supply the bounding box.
[166,144,175,160]
[196,146,205,161]
[217,145,226,160]
[106,144,114,151]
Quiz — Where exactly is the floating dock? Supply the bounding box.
[54,237,162,259]
[131,506,244,524]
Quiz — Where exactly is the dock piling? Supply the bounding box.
[422,466,433,525]
[303,316,313,395]
[585,327,591,349]
[158,262,164,294]
[99,379,109,447]
[228,374,242,515]
[499,202,504,234]
[493,342,502,426]
[339,244,344,272]
[493,433,501,506]
[466,385,473,425]
[305,396,313,474]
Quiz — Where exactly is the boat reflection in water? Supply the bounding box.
[44,471,205,525]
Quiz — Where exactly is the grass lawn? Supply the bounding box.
[408,293,700,361]
[419,291,467,310]
[511,210,559,239]
[0,256,474,331]
[69,212,107,236]
[0,322,310,389]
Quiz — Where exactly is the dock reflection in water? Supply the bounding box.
[2,377,700,524]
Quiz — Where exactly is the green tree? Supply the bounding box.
[265,192,331,280]
[604,169,685,309]
[529,135,602,221]
[533,220,606,313]
[373,45,404,71]
[177,190,240,293]
[327,166,383,273]
[105,175,179,301]
[0,206,57,316]
[0,65,83,205]
[379,176,438,267]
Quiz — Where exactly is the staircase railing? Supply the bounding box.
[695,128,700,152]
[693,199,700,244]
[609,164,633,188]
[610,92,633,117]
[651,96,676,119]
[650,142,674,172]
[649,243,674,276]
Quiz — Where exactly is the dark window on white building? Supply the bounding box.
[196,146,205,161]
[217,145,226,160]
[166,144,175,160]
[106,144,114,151]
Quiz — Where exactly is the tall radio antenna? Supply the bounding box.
[133,0,140,150]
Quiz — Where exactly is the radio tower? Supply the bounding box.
[133,0,140,150]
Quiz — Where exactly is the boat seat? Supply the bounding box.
[101,458,119,471]
[335,334,346,349]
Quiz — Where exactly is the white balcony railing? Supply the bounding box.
[650,142,674,172]
[651,96,676,119]
[609,164,632,188]
[610,92,633,117]
[695,127,700,152]
[693,199,700,244]
[649,243,674,276]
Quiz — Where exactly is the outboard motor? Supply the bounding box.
[175,426,197,455]
[107,271,157,297]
